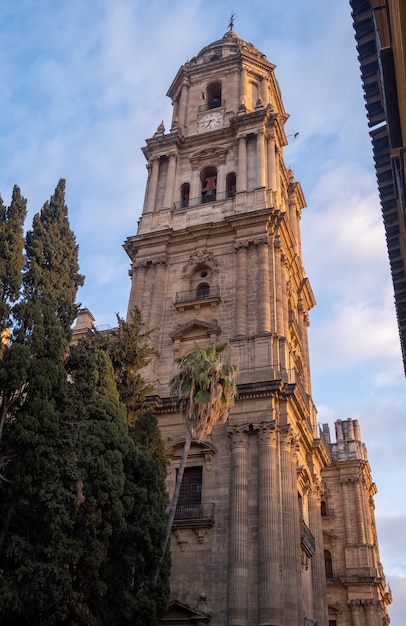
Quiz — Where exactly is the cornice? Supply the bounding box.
[167,49,276,100]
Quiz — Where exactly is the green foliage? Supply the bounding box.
[0,186,27,329]
[14,179,84,357]
[95,309,152,424]
[154,342,237,585]
[61,341,131,624]
[0,357,76,625]
[103,411,170,625]
[0,181,169,624]
[171,341,238,441]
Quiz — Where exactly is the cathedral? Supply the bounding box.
[86,22,391,626]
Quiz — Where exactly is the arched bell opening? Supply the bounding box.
[206,82,222,109]
[201,166,217,203]
[180,182,190,208]
[226,172,237,197]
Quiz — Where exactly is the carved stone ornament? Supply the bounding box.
[174,528,192,551]
[182,250,219,277]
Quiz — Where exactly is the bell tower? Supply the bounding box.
[123,26,390,626]
[126,26,314,398]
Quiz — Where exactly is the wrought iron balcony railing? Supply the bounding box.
[172,502,215,529]
[175,285,220,305]
[172,189,235,210]
[301,520,316,558]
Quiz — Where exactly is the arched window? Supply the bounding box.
[181,182,190,207]
[207,82,222,109]
[321,500,327,517]
[226,172,236,197]
[324,549,333,579]
[197,283,210,299]
[201,166,217,203]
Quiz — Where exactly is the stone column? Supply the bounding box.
[228,426,249,626]
[240,67,248,109]
[364,600,380,626]
[274,236,284,339]
[256,240,271,335]
[349,600,363,626]
[190,165,201,205]
[280,428,300,625]
[148,257,167,345]
[366,493,375,545]
[308,485,328,625]
[256,131,266,188]
[163,153,177,208]
[217,154,226,196]
[238,135,247,192]
[354,476,367,544]
[267,131,277,193]
[274,146,281,204]
[145,158,159,213]
[341,479,356,544]
[257,422,282,625]
[177,81,189,128]
[127,262,147,321]
[234,243,248,337]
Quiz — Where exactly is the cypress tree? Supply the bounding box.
[0,186,27,330]
[101,409,170,625]
[0,180,84,624]
[96,309,152,423]
[0,183,169,624]
[61,341,132,625]
[97,312,170,624]
[14,178,84,357]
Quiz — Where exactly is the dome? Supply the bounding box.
[187,29,269,67]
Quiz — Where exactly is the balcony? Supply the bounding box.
[172,189,235,210]
[172,502,215,529]
[301,520,315,558]
[174,285,221,311]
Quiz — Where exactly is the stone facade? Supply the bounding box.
[119,26,390,626]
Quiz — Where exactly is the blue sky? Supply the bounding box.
[1,0,405,621]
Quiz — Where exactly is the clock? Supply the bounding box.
[199,111,223,130]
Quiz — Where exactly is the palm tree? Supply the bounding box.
[153,342,237,585]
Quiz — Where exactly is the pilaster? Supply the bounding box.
[127,262,147,322]
[256,131,267,188]
[308,482,328,625]
[257,421,282,626]
[227,425,249,626]
[280,427,301,625]
[148,256,167,346]
[237,135,247,191]
[163,153,177,208]
[256,239,271,335]
[234,243,249,337]
[145,157,159,213]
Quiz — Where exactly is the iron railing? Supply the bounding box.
[175,502,214,521]
[175,285,220,305]
[173,502,215,528]
[301,520,315,557]
[198,99,226,113]
[172,190,235,210]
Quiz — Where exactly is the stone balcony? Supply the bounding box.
[172,502,216,529]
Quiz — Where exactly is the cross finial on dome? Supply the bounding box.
[228,11,236,31]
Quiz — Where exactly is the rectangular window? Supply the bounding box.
[178,466,202,506]
[175,466,203,522]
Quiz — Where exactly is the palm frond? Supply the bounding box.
[170,342,237,442]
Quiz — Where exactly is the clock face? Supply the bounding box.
[199,112,223,130]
